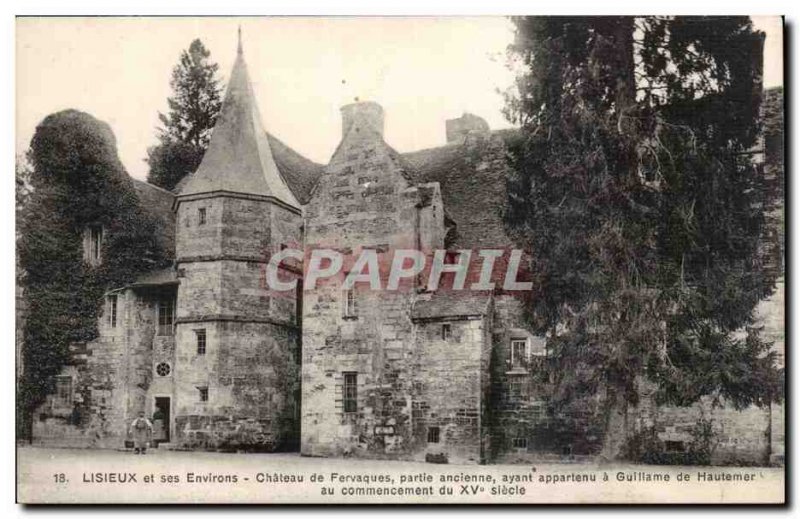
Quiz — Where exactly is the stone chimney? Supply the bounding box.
[446,113,490,143]
[341,101,384,138]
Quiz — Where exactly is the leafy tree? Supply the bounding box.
[146,39,223,191]
[504,16,782,459]
[17,110,171,439]
[15,155,33,248]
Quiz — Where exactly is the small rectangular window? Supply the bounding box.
[198,207,207,225]
[510,339,528,369]
[157,299,174,336]
[665,441,685,453]
[512,437,528,449]
[91,226,102,261]
[427,426,440,444]
[343,372,358,413]
[85,225,103,265]
[107,294,118,328]
[195,329,206,355]
[198,386,209,402]
[441,323,452,341]
[54,376,72,407]
[342,288,358,318]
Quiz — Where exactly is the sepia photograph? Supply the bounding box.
[13,14,785,504]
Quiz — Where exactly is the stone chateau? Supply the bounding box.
[29,38,784,465]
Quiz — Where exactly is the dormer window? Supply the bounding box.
[83,225,103,266]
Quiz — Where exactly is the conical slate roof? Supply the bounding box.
[178,38,299,208]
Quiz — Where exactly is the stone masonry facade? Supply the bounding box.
[28,40,784,465]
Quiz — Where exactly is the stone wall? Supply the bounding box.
[410,316,489,464]
[173,320,299,451]
[646,400,771,465]
[32,288,160,448]
[176,197,227,260]
[173,192,302,451]
[302,102,446,460]
[487,294,578,463]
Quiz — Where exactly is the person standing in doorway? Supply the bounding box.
[129,411,153,454]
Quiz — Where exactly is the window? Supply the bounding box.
[54,376,72,407]
[441,323,452,341]
[155,362,171,377]
[427,426,440,444]
[195,329,206,355]
[107,294,118,328]
[512,437,528,449]
[665,441,685,453]
[157,299,174,336]
[84,225,103,265]
[198,386,209,402]
[510,339,528,369]
[342,288,358,318]
[343,372,358,413]
[198,207,207,225]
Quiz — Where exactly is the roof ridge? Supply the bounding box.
[133,178,175,196]
[266,131,325,168]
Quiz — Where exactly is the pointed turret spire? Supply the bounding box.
[237,25,243,55]
[179,32,299,208]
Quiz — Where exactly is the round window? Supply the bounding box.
[155,362,171,377]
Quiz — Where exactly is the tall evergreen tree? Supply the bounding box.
[146,39,223,191]
[504,16,783,459]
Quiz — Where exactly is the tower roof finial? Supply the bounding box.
[237,25,243,55]
[179,27,299,208]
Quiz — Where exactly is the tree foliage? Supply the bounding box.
[146,39,223,191]
[18,110,172,438]
[504,16,782,455]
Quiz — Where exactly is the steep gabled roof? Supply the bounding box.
[173,133,323,205]
[266,133,324,205]
[133,179,175,253]
[178,41,299,208]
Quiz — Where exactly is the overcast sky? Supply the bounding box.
[16,16,783,180]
